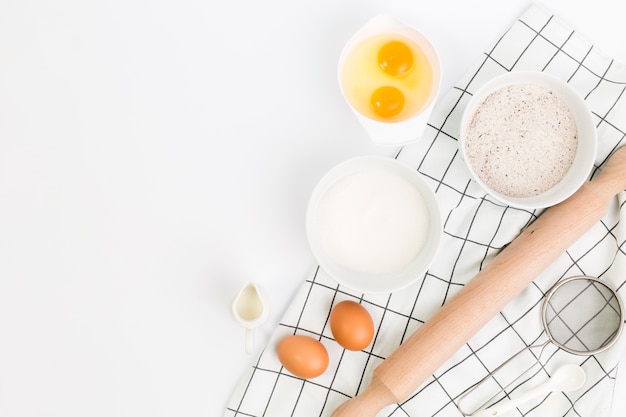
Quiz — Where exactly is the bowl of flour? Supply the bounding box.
[460,71,597,209]
[306,156,442,293]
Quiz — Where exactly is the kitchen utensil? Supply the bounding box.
[330,146,626,417]
[542,275,623,354]
[231,281,269,355]
[460,275,622,415]
[470,364,586,417]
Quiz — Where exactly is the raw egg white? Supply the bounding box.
[329,300,375,351]
[276,335,329,379]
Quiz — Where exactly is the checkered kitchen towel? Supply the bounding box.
[225,4,626,417]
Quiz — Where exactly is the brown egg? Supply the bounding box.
[276,335,329,379]
[329,300,375,351]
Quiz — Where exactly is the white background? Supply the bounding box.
[0,0,624,416]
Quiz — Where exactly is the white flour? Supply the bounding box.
[464,83,578,198]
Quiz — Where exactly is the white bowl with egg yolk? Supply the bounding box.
[337,14,442,146]
[306,156,442,293]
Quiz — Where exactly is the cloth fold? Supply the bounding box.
[225,5,626,417]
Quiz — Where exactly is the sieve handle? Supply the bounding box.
[470,376,555,417]
[470,364,586,417]
[457,341,550,415]
[331,146,626,417]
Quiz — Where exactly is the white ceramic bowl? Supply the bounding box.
[460,71,597,209]
[306,156,442,293]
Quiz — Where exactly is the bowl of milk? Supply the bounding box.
[306,156,442,293]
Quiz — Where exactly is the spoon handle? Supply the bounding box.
[331,147,626,417]
[470,382,552,417]
[471,364,585,417]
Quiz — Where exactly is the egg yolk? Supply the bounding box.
[370,86,405,118]
[378,41,414,77]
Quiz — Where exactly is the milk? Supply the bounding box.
[316,169,430,275]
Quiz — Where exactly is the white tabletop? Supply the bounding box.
[0,0,624,416]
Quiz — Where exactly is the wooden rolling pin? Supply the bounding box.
[331,146,626,417]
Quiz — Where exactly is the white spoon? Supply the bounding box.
[471,364,586,417]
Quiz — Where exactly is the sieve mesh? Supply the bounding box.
[543,276,623,355]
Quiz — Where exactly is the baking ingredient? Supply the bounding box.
[316,168,430,275]
[330,300,375,351]
[378,40,414,77]
[233,282,263,321]
[340,33,434,122]
[276,335,329,379]
[464,83,578,198]
[370,86,405,118]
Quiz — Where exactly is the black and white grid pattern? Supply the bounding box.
[225,5,626,417]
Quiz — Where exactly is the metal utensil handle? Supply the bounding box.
[471,377,551,417]
[470,364,586,417]
[457,341,550,416]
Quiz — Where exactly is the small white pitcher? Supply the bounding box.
[231,281,269,355]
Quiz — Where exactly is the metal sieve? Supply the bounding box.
[542,275,623,354]
[458,275,624,415]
